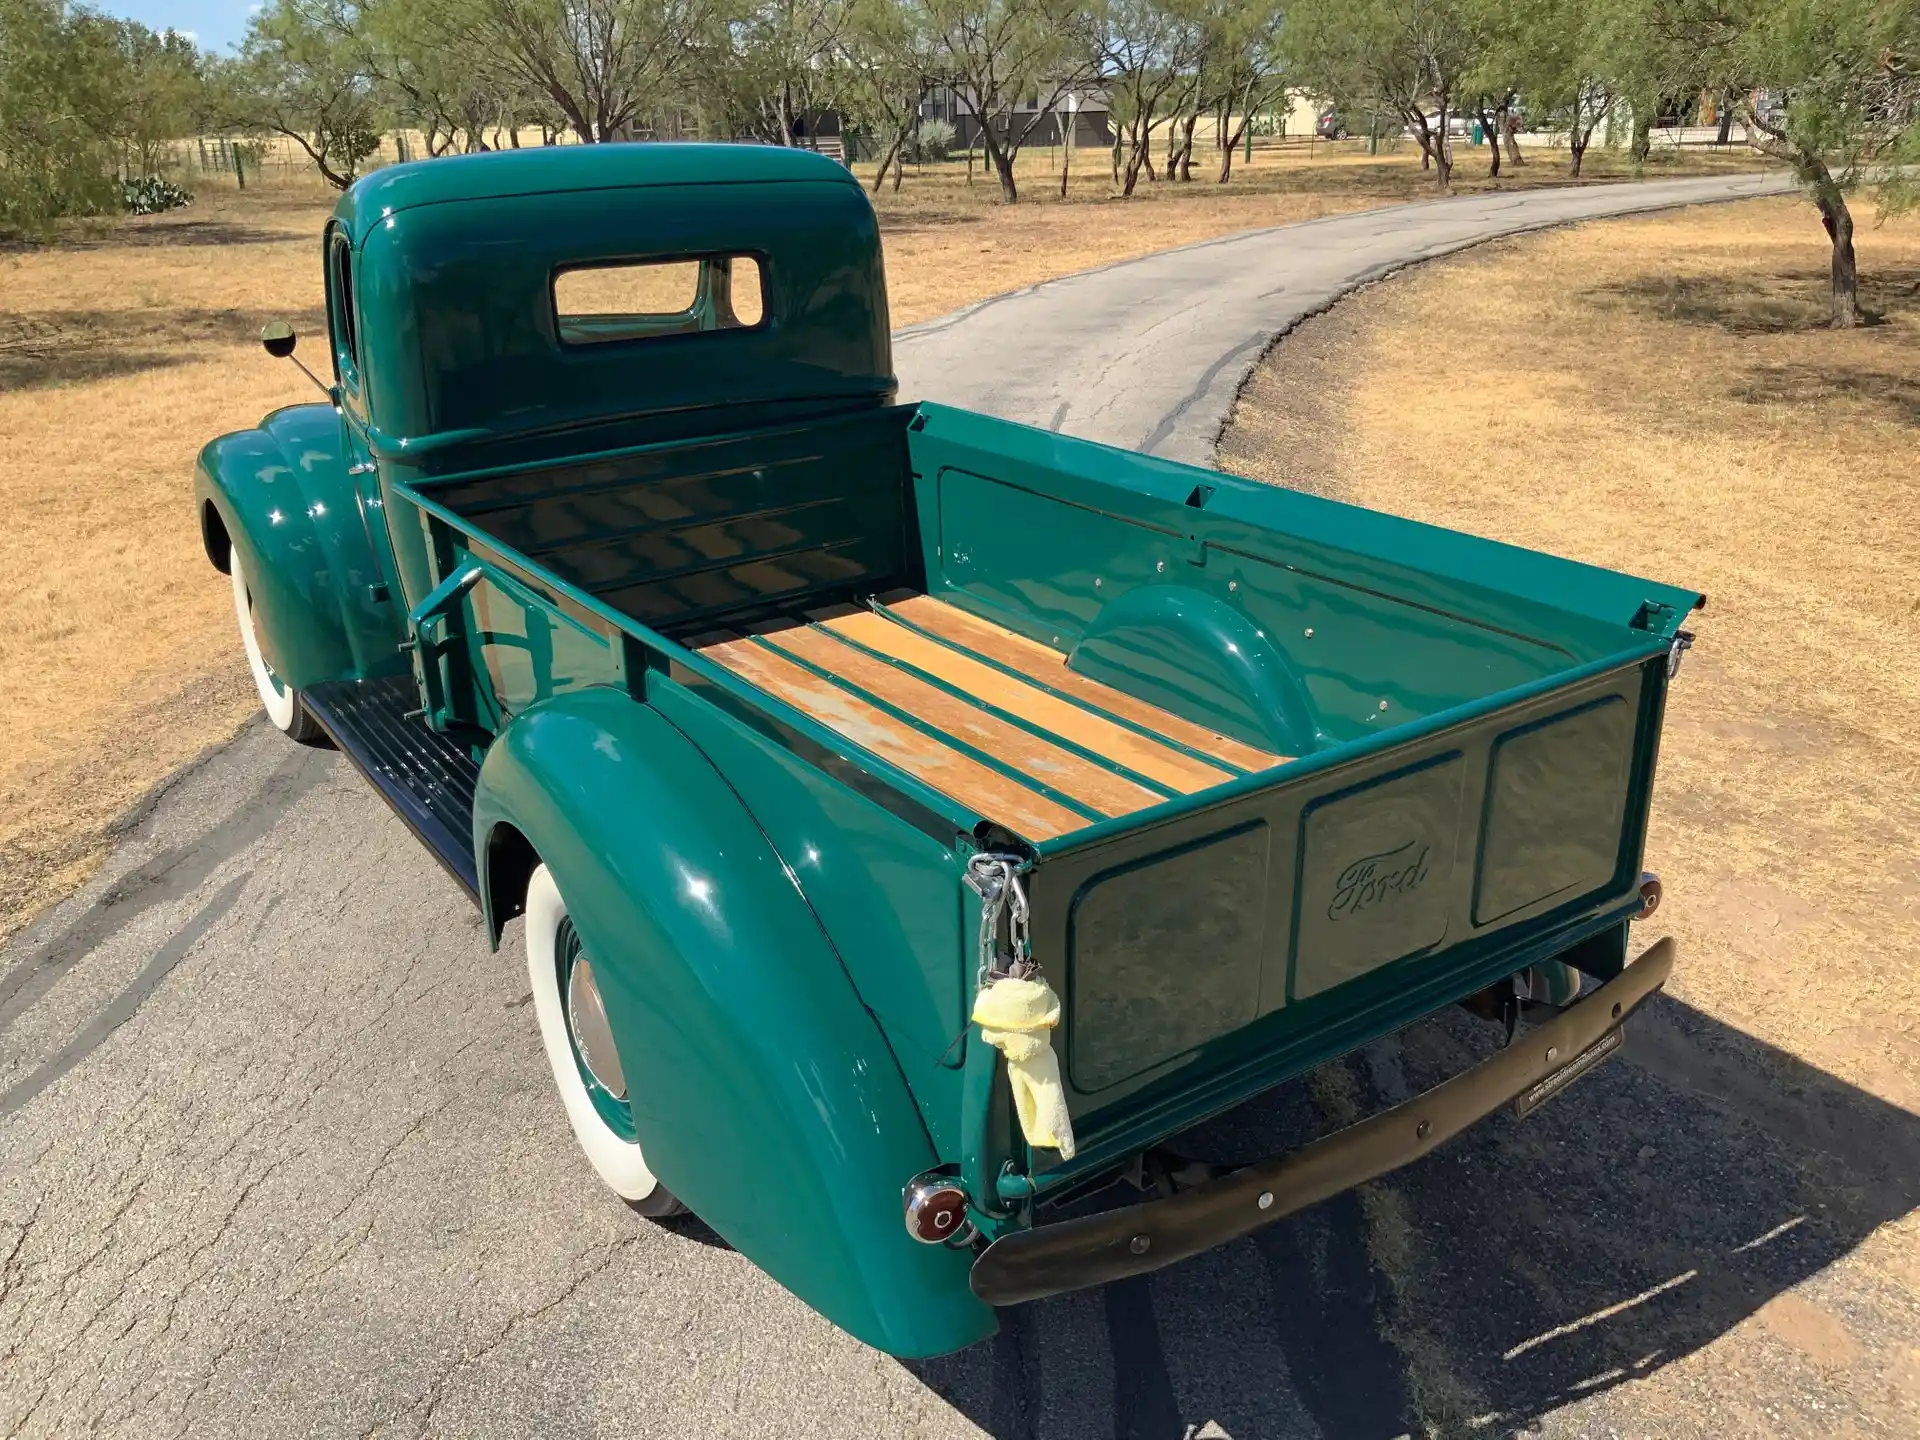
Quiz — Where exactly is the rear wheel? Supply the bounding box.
[525,864,686,1217]
[230,557,324,743]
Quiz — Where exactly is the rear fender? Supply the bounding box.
[194,402,404,688]
[472,687,994,1358]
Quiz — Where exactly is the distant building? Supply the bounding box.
[919,85,1115,149]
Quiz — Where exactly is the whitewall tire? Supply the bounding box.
[525,864,685,1216]
[230,557,323,743]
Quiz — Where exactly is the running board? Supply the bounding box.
[301,676,482,901]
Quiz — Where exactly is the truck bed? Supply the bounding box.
[691,593,1286,843]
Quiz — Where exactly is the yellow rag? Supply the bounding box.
[971,977,1077,1160]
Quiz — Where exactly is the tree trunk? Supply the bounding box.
[1433,101,1452,190]
[1715,95,1734,146]
[1409,111,1434,170]
[979,124,1019,202]
[1809,166,1860,327]
[1480,106,1501,178]
[871,137,901,194]
[1630,111,1651,162]
[1177,111,1197,180]
[1059,117,1071,198]
[1123,122,1149,195]
[1503,109,1524,165]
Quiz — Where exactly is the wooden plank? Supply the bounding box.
[696,634,1086,841]
[884,595,1287,774]
[760,624,1168,819]
[815,609,1233,794]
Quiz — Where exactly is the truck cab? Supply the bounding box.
[197,144,1698,1358]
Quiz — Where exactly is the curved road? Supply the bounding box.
[896,170,1790,462]
[14,170,1899,1440]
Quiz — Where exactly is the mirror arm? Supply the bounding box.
[285,354,335,401]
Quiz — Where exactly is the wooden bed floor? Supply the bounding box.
[691,593,1285,842]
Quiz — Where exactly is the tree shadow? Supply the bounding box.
[905,996,1919,1438]
[1731,364,1920,427]
[0,305,329,390]
[1586,265,1920,335]
[54,218,309,250]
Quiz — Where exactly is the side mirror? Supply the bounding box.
[259,320,332,400]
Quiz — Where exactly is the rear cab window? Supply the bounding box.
[552,255,766,346]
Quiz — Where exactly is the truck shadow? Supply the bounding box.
[905,994,1919,1438]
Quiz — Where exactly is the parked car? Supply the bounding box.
[1316,109,1348,140]
[197,143,1697,1358]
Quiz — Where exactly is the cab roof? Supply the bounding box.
[332,142,857,246]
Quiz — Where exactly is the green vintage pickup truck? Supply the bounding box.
[196,144,1698,1358]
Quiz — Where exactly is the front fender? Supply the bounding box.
[194,402,404,688]
[472,687,994,1358]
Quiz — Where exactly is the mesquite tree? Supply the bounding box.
[219,0,382,187]
[1212,0,1288,182]
[1728,0,1920,327]
[917,0,1100,202]
[1286,0,1476,190]
[1101,0,1210,195]
[842,0,937,191]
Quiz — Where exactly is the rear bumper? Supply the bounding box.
[969,937,1674,1306]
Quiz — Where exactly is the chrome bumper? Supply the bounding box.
[969,938,1675,1306]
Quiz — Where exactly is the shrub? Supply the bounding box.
[120,175,194,215]
[908,118,955,163]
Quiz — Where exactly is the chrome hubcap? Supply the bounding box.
[566,952,627,1101]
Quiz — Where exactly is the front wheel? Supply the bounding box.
[230,557,324,743]
[525,864,686,1217]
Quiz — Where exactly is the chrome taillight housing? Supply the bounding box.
[903,1175,972,1245]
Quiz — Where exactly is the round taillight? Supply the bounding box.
[1639,871,1663,918]
[903,1176,971,1244]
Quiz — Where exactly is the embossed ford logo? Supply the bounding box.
[1328,840,1431,920]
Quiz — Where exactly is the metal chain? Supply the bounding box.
[964,852,1033,990]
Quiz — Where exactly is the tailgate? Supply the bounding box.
[1025,643,1672,1169]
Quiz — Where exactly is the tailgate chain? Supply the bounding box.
[964,853,1036,987]
[964,852,1077,1161]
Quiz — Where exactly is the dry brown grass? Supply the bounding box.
[0,142,1773,941]
[1223,194,1920,1105]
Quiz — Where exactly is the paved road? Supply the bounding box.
[12,169,1911,1440]
[895,171,1792,463]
